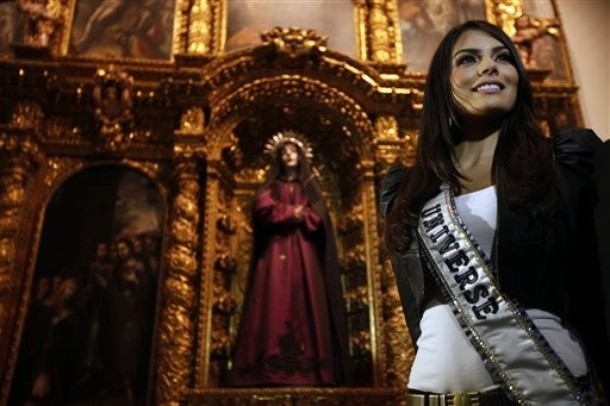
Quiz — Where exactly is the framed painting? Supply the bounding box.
[224,0,357,57]
[69,0,177,59]
[9,166,164,405]
[397,0,486,72]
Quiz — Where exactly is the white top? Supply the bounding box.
[409,187,587,392]
[454,185,497,258]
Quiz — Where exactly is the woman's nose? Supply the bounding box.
[477,57,498,75]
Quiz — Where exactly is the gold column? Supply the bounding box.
[0,132,41,399]
[187,0,213,54]
[366,0,392,62]
[155,145,203,405]
[372,115,412,387]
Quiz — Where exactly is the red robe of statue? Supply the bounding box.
[229,178,338,386]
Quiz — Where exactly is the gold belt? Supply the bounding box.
[405,390,511,406]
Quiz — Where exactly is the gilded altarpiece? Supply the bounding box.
[0,0,584,404]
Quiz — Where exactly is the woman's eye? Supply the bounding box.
[496,53,513,63]
[456,55,476,65]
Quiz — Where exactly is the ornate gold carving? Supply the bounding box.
[92,66,135,153]
[260,26,328,66]
[11,101,44,130]
[43,157,75,187]
[204,180,238,386]
[0,137,41,213]
[511,14,559,70]
[17,0,64,48]
[210,316,231,357]
[375,115,400,142]
[216,214,236,234]
[366,0,392,62]
[348,285,370,312]
[488,0,523,35]
[210,76,375,160]
[178,107,206,135]
[187,0,212,54]
[44,116,80,141]
[156,157,201,405]
[212,285,236,315]
[0,134,41,399]
[381,260,412,387]
[214,254,237,274]
[185,387,404,405]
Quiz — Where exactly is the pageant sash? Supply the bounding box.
[417,185,583,405]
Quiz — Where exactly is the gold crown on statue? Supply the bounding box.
[264,130,314,161]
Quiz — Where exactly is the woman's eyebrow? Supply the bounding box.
[454,45,508,58]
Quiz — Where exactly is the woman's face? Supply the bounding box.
[280,143,299,169]
[450,30,518,120]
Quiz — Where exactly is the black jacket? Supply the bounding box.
[380,128,610,395]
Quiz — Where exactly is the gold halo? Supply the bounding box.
[264,130,314,161]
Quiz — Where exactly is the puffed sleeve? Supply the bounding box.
[553,128,603,231]
[553,128,602,182]
[379,164,408,220]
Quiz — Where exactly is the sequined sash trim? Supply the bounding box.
[417,185,582,405]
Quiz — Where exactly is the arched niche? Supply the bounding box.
[195,73,388,391]
[9,165,165,406]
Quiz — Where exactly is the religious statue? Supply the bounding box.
[228,131,351,387]
[512,14,552,69]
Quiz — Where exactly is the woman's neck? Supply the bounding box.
[454,129,499,194]
[455,130,499,165]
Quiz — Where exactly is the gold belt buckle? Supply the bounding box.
[450,392,473,406]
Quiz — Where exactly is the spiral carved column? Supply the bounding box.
[155,147,203,405]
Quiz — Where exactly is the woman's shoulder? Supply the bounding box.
[552,128,602,179]
[552,128,602,164]
[381,163,408,191]
[379,163,408,218]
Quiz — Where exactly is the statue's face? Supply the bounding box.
[280,143,299,169]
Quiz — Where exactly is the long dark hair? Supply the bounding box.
[386,20,561,254]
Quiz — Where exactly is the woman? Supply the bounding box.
[229,131,350,387]
[380,20,609,404]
